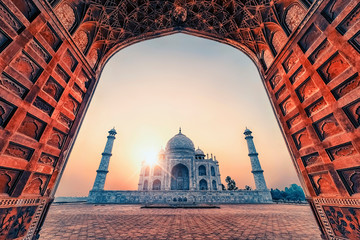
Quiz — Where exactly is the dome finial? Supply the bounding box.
[179,127,181,134]
[244,127,252,136]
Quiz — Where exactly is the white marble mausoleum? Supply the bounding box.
[138,129,222,192]
[88,128,272,204]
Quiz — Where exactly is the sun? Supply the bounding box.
[144,148,158,166]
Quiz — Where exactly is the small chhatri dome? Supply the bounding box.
[166,129,195,151]
[195,147,205,155]
[244,127,252,136]
[108,127,117,135]
[159,148,165,155]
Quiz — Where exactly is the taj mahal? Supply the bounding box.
[88,128,272,204]
[138,128,222,192]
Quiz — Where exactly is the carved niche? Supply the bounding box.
[4,142,33,160]
[32,97,54,116]
[350,31,360,53]
[298,24,322,53]
[275,85,286,99]
[309,172,337,196]
[54,3,76,32]
[0,1,24,33]
[78,70,91,89]
[321,0,349,23]
[285,4,307,32]
[11,0,39,22]
[272,30,287,54]
[87,48,99,68]
[17,114,46,141]
[263,49,273,69]
[72,83,84,100]
[343,99,360,128]
[292,128,312,150]
[42,77,64,101]
[305,98,327,117]
[308,39,331,64]
[9,52,43,83]
[338,167,360,195]
[0,29,11,53]
[280,97,296,116]
[286,113,302,129]
[282,52,298,73]
[313,114,343,141]
[290,67,306,84]
[332,73,360,99]
[301,152,322,167]
[55,65,70,83]
[23,173,50,196]
[269,74,282,89]
[0,167,22,195]
[57,113,72,128]
[38,153,58,167]
[318,52,350,83]
[327,142,357,161]
[29,39,51,63]
[0,98,16,128]
[63,50,78,72]
[40,23,62,51]
[0,73,28,98]
[337,3,360,35]
[47,128,66,149]
[73,30,89,53]
[64,95,79,115]
[295,78,318,102]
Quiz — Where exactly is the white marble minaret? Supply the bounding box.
[244,128,268,190]
[91,127,117,191]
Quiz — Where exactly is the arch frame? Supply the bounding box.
[171,163,190,191]
[0,0,359,239]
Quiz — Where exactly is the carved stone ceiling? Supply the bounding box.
[76,0,292,60]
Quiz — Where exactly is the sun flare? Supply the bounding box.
[143,148,158,166]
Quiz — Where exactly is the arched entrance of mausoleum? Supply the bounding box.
[171,164,190,190]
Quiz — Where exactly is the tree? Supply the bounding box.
[270,184,305,202]
[220,184,226,191]
[270,188,282,200]
[225,176,238,190]
[285,184,305,201]
[245,185,252,190]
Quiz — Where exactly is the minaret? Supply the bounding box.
[91,127,117,191]
[244,128,268,190]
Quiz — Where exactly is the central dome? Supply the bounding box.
[166,129,195,151]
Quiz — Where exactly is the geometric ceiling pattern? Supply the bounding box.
[73,0,303,66]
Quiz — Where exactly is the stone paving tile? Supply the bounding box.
[40,204,322,240]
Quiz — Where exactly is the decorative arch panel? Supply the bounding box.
[0,0,359,239]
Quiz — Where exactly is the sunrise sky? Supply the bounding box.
[55,33,301,197]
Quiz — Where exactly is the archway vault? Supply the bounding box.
[0,0,359,238]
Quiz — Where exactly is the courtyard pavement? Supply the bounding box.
[40,204,322,240]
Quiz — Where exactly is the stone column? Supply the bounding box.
[244,128,268,190]
[215,161,222,191]
[91,128,117,191]
[138,161,145,190]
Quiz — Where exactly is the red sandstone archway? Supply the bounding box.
[0,0,360,239]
